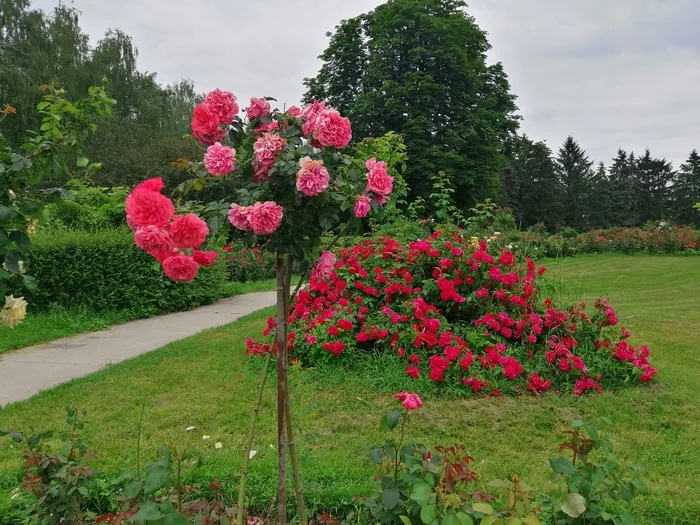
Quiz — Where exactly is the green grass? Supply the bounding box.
[1,256,699,523]
[0,278,280,355]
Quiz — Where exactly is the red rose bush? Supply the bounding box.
[249,228,657,397]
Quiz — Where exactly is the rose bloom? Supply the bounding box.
[134,226,174,257]
[365,157,394,195]
[169,214,209,249]
[0,295,28,328]
[253,132,287,167]
[191,102,226,145]
[246,97,271,119]
[204,89,238,125]
[125,189,174,229]
[287,105,301,117]
[394,391,423,410]
[296,157,330,196]
[247,201,283,235]
[311,251,336,281]
[125,178,166,229]
[312,109,352,149]
[301,100,327,135]
[353,194,371,218]
[162,254,199,282]
[204,142,236,176]
[193,250,219,266]
[228,204,252,231]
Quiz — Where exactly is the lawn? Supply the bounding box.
[0,278,281,355]
[0,255,698,524]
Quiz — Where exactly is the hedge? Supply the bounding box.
[21,229,227,317]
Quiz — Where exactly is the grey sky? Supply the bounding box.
[33,0,700,167]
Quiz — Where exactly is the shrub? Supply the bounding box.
[578,226,700,254]
[223,241,278,282]
[20,229,226,316]
[250,229,657,397]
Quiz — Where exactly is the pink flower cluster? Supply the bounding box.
[204,142,236,176]
[253,132,287,181]
[350,157,394,218]
[228,201,284,236]
[191,90,238,145]
[300,100,352,149]
[126,178,218,282]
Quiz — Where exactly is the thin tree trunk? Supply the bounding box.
[236,349,273,525]
[275,254,289,525]
[285,386,308,525]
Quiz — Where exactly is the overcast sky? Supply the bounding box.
[33,0,700,167]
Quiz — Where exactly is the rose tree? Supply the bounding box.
[125,90,395,524]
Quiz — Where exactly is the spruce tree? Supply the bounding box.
[555,136,594,230]
[671,149,700,226]
[608,149,638,226]
[589,162,614,229]
[634,149,674,224]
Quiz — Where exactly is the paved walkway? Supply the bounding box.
[0,290,278,407]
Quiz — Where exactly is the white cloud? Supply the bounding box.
[32,0,700,166]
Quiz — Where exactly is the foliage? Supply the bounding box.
[304,0,520,211]
[0,84,115,306]
[17,229,226,316]
[252,229,658,396]
[541,418,647,524]
[555,137,595,232]
[577,226,700,254]
[0,405,97,524]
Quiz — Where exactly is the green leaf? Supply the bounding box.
[521,516,541,525]
[420,504,436,525]
[410,482,434,506]
[399,516,412,525]
[479,517,496,525]
[455,512,474,525]
[22,274,37,291]
[472,502,493,515]
[77,486,89,496]
[124,479,143,499]
[10,231,30,251]
[76,156,89,167]
[3,251,21,274]
[591,467,605,487]
[143,466,169,494]
[560,493,587,518]
[0,229,9,247]
[19,202,43,217]
[549,456,576,475]
[442,514,461,525]
[382,488,401,510]
[0,430,23,443]
[163,513,189,525]
[0,206,11,224]
[28,433,42,448]
[620,482,635,502]
[130,500,164,521]
[630,477,647,495]
[618,512,636,525]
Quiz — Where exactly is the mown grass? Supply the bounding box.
[0,278,280,355]
[0,256,698,524]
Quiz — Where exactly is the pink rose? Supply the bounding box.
[375,194,390,206]
[255,120,279,132]
[162,254,199,282]
[204,142,236,176]
[311,251,336,281]
[228,204,252,231]
[134,226,174,257]
[204,89,239,125]
[125,178,166,229]
[365,157,394,195]
[125,189,174,229]
[193,250,219,267]
[312,109,352,149]
[169,214,209,249]
[287,105,301,117]
[191,102,226,145]
[246,97,271,119]
[301,100,326,135]
[253,132,287,167]
[296,157,330,196]
[253,164,269,183]
[394,391,423,410]
[247,201,283,235]
[353,194,371,218]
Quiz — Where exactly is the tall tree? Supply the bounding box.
[304,0,520,210]
[608,149,638,226]
[670,149,700,226]
[555,136,594,230]
[634,149,674,224]
[501,135,562,230]
[588,162,614,229]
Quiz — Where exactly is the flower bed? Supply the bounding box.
[249,229,657,396]
[579,226,700,254]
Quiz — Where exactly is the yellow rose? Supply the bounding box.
[0,295,28,328]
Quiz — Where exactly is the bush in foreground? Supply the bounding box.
[251,229,657,396]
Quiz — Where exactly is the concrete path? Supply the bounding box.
[0,290,277,407]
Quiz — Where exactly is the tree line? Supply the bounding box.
[3,0,699,231]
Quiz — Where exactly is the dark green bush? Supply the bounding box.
[22,229,226,317]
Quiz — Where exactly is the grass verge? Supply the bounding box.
[0,256,698,524]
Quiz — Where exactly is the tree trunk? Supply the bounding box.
[275,254,289,525]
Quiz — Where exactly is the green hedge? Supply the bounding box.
[22,229,227,317]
